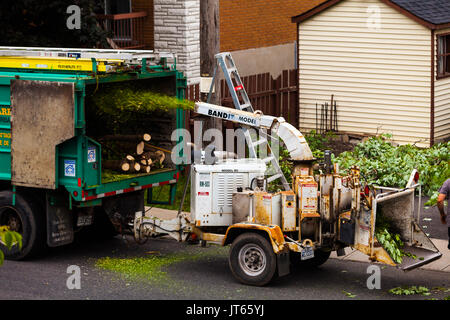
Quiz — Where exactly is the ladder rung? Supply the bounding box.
[253,139,267,147]
[266,174,283,183]
[263,156,275,164]
[240,103,252,111]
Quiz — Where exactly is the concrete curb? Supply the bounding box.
[330,238,450,273]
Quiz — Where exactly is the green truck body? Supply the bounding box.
[0,54,187,257]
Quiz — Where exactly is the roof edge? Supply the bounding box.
[292,0,448,30]
[291,0,343,24]
[379,0,434,29]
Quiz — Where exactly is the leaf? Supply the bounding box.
[342,290,356,298]
[0,249,3,266]
[4,231,13,250]
[12,232,22,250]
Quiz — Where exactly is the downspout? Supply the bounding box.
[431,29,435,146]
[296,23,300,130]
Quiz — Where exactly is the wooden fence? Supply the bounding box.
[184,69,299,137]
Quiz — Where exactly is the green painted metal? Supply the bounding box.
[0,60,187,206]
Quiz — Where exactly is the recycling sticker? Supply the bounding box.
[64,160,76,177]
[87,146,96,163]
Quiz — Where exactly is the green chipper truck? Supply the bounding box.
[0,47,188,260]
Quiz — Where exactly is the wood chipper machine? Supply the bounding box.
[133,53,442,286]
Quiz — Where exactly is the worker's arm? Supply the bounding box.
[437,193,447,225]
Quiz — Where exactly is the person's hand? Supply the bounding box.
[440,214,447,225]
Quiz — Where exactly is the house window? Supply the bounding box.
[104,0,131,14]
[103,0,133,44]
[437,34,450,78]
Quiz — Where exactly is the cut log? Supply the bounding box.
[101,134,152,143]
[103,160,130,172]
[141,165,151,174]
[136,141,145,156]
[126,155,135,162]
[140,157,153,167]
[143,150,165,166]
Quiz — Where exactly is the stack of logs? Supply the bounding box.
[101,134,167,174]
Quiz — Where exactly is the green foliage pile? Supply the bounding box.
[101,169,142,184]
[95,247,227,284]
[333,135,450,206]
[0,226,22,266]
[389,286,431,296]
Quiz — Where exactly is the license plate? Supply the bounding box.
[77,215,93,227]
[301,246,314,261]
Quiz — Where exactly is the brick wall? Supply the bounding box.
[219,0,327,52]
[153,0,200,84]
[132,0,154,49]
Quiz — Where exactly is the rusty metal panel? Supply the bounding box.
[281,191,296,232]
[10,80,75,189]
[254,192,281,226]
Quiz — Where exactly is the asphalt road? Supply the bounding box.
[0,234,449,301]
[418,197,448,241]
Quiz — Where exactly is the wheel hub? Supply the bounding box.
[0,206,23,234]
[239,244,266,277]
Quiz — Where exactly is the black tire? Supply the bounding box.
[229,233,277,286]
[0,191,46,260]
[290,249,331,268]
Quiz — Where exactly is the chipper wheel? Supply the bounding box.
[0,191,46,260]
[229,233,277,286]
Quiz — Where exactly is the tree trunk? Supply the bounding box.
[103,160,131,172]
[200,0,222,149]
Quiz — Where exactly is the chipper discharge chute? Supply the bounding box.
[353,172,442,270]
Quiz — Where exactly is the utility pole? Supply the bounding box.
[200,0,222,150]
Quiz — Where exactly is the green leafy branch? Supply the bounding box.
[0,226,22,266]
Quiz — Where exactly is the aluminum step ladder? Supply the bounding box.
[208,52,291,191]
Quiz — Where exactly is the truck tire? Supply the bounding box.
[229,233,277,286]
[0,191,46,260]
[290,249,331,268]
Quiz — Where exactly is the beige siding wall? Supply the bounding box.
[435,28,450,143]
[298,0,432,147]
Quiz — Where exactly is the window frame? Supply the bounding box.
[437,32,450,80]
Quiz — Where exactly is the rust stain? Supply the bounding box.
[254,192,272,226]
[224,223,286,254]
[352,243,396,267]
[192,227,226,244]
